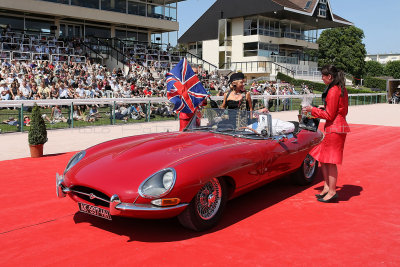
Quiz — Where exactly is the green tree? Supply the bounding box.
[28,104,48,145]
[384,60,400,79]
[317,26,366,79]
[364,61,384,77]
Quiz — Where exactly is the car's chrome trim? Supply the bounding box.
[112,202,189,212]
[56,182,188,213]
[110,194,122,215]
[70,189,111,204]
[56,173,66,198]
[138,168,177,199]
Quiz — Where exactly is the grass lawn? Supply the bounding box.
[0,106,177,134]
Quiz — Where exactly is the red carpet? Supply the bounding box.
[1,124,399,266]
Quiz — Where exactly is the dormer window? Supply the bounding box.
[318,1,327,18]
[318,8,327,17]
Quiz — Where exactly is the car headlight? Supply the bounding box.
[64,151,86,174]
[139,168,176,198]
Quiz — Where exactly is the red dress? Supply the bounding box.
[179,112,197,131]
[310,85,350,164]
[179,99,207,131]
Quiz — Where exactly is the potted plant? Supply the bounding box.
[28,103,48,158]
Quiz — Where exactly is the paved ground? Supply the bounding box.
[0,103,399,161]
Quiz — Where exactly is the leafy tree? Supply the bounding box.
[364,61,384,77]
[384,60,400,79]
[317,26,366,79]
[28,103,48,145]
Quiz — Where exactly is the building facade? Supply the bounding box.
[179,0,352,79]
[0,0,184,45]
[366,53,400,65]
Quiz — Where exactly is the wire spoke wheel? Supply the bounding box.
[195,178,222,220]
[292,154,318,185]
[178,177,227,231]
[303,154,316,179]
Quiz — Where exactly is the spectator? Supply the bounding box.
[0,80,11,100]
[19,80,32,99]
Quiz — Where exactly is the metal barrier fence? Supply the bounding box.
[0,93,387,134]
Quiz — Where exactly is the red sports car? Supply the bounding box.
[57,109,323,231]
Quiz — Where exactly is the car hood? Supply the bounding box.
[65,131,245,200]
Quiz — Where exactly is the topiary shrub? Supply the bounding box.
[364,77,386,91]
[277,72,326,91]
[28,103,48,145]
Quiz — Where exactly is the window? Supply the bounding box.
[85,26,111,38]
[138,32,148,42]
[41,0,69,4]
[25,19,52,34]
[218,19,226,46]
[147,4,164,19]
[243,42,279,57]
[243,17,258,36]
[128,1,146,16]
[71,0,100,9]
[101,0,127,13]
[0,15,24,30]
[318,3,327,17]
[304,1,312,9]
[243,42,258,57]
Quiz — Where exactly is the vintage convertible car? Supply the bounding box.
[57,108,323,231]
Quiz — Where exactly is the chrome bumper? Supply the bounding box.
[56,173,188,216]
[56,173,69,198]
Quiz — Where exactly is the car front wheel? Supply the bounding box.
[178,178,227,231]
[293,154,318,185]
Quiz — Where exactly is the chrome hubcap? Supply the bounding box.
[303,155,316,179]
[196,178,222,220]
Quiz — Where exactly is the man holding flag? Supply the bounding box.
[166,58,209,131]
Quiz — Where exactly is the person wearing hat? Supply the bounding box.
[0,80,11,100]
[221,72,253,112]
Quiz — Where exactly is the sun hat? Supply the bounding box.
[229,72,245,83]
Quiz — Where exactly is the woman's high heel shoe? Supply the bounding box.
[317,193,338,203]
[315,193,327,199]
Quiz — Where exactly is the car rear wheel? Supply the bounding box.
[178,178,227,231]
[293,154,318,185]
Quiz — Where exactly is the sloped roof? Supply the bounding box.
[179,0,353,44]
[272,0,309,12]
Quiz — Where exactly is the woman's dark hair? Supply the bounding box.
[321,65,346,102]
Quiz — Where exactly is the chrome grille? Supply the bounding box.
[70,186,110,207]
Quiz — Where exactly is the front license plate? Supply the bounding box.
[78,202,112,220]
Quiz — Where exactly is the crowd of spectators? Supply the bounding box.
[0,58,173,101]
[0,27,307,116]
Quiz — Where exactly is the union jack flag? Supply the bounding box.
[166,58,208,113]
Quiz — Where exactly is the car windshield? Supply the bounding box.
[185,108,299,139]
[184,108,273,139]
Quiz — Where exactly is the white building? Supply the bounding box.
[179,0,352,80]
[366,53,400,65]
[0,0,183,45]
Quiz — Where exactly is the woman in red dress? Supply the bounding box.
[303,65,350,203]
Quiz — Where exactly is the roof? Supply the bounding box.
[179,0,353,43]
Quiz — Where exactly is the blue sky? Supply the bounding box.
[177,0,400,55]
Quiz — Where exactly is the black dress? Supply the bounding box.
[224,91,251,128]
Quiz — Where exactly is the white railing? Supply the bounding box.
[0,50,11,60]
[32,53,50,61]
[51,54,69,62]
[11,51,32,60]
[69,55,86,63]
[0,93,387,108]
